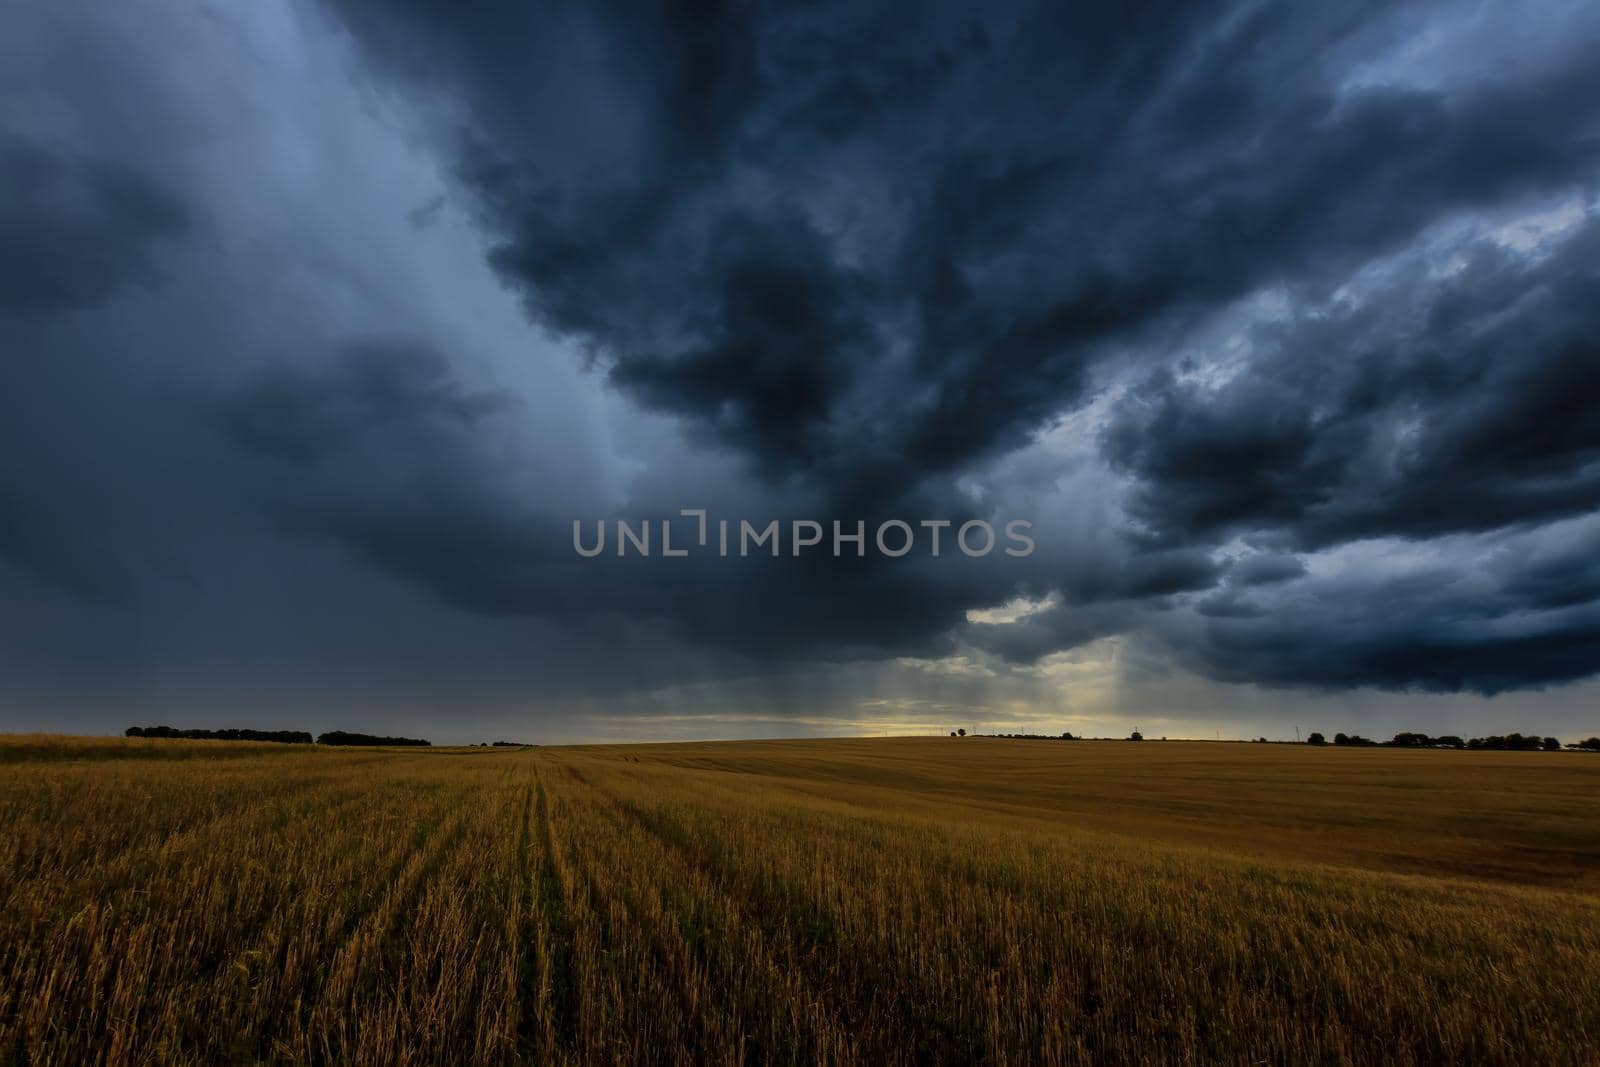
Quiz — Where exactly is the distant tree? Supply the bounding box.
[1388,732,1433,748]
[125,725,311,744]
[1334,732,1349,745]
[1568,737,1600,752]
[1469,733,1543,751]
[1435,735,1465,749]
[1306,732,1326,745]
[1129,731,1144,741]
[316,731,430,747]
[957,728,966,738]
[1542,737,1562,751]
[1060,731,1076,740]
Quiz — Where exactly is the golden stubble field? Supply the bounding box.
[2,735,1597,1065]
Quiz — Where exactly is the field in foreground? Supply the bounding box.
[2,736,1598,1064]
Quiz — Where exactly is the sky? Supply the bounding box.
[3,0,1599,745]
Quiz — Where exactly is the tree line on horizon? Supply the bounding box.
[1308,731,1600,751]
[125,726,430,747]
[952,729,1600,750]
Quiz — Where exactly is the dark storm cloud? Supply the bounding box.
[211,340,988,656]
[325,0,1600,500]
[213,340,579,617]
[311,0,1600,699]
[1173,603,1600,695]
[1156,519,1600,694]
[201,323,1224,670]
[0,139,189,314]
[971,602,1137,664]
[0,480,137,604]
[6,0,1600,737]
[1225,554,1306,587]
[1104,220,1600,550]
[217,341,510,467]
[1101,216,1600,693]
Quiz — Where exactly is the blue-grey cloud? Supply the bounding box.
[0,139,189,314]
[4,0,1600,738]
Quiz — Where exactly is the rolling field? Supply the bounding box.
[2,736,1598,1065]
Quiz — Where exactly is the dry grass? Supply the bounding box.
[2,736,1597,1064]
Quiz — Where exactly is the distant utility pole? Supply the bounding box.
[1295,725,1301,743]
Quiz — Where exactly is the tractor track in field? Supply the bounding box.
[582,780,867,1064]
[528,774,580,1061]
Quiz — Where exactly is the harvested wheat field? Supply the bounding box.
[2,735,1598,1065]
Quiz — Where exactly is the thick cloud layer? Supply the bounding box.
[3,0,1600,739]
[0,140,190,314]
[1105,223,1600,550]
[327,0,1600,496]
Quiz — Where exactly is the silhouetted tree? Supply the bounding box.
[1468,733,1542,751]
[957,728,966,737]
[1129,731,1144,741]
[1283,730,1571,752]
[125,725,312,743]
[316,731,430,747]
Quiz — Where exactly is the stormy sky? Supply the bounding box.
[4,0,1599,743]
